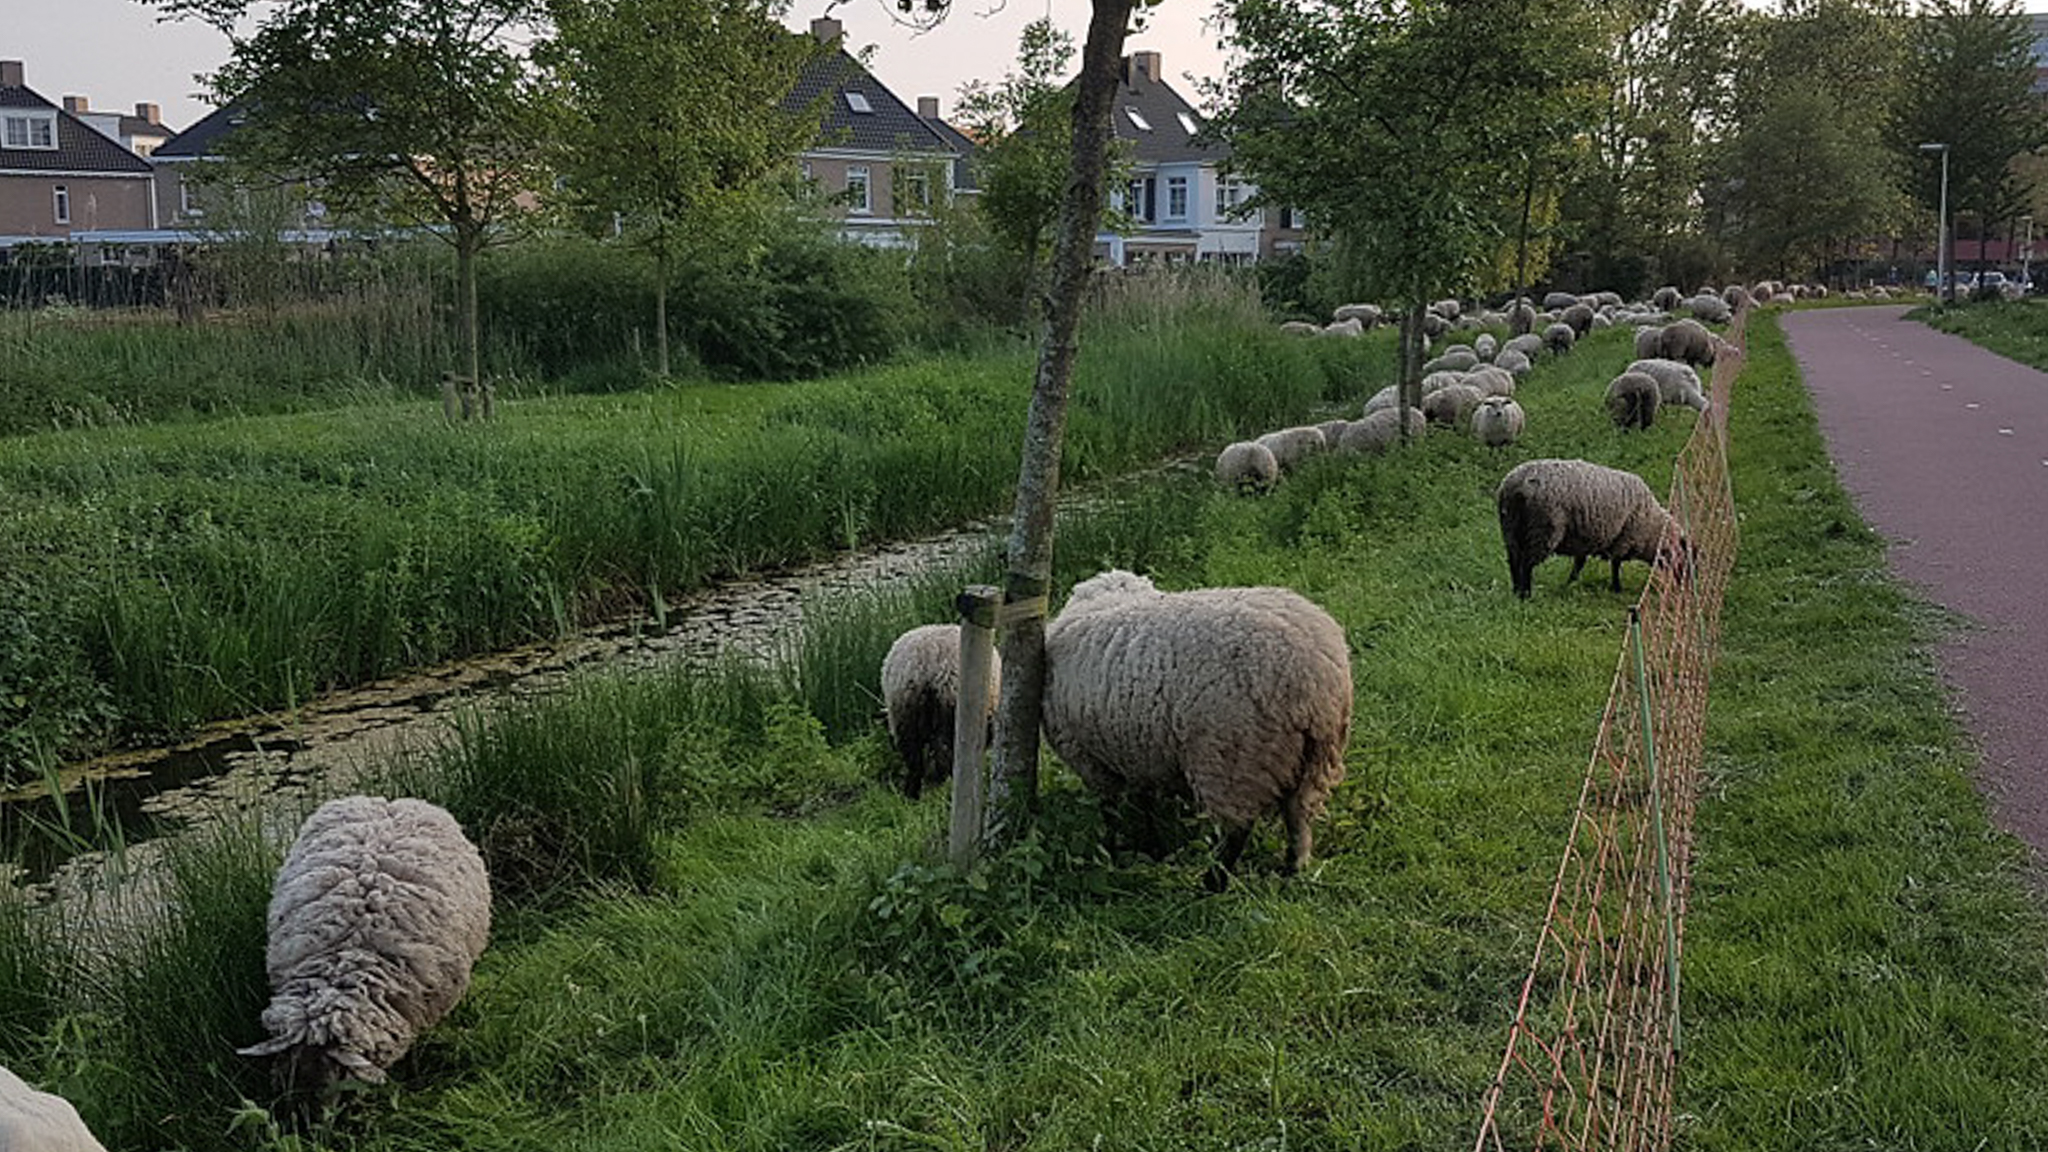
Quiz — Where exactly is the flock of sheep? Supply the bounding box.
[0,281,1759,1145]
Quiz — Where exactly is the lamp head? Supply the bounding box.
[1917,142,1949,154]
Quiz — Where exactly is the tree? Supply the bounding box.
[985,0,1141,841]
[956,19,1082,294]
[1898,0,2048,273]
[543,0,825,378]
[1211,0,1608,417]
[152,0,556,390]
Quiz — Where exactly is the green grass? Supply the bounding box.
[0,292,1386,777]
[1909,296,2048,370]
[7,314,2047,1149]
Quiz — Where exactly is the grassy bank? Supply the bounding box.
[7,314,2046,1150]
[1908,296,2048,368]
[0,286,1380,775]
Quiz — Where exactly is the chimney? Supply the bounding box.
[1129,51,1162,83]
[135,102,161,125]
[62,95,89,114]
[917,96,939,120]
[0,61,22,88]
[810,16,842,44]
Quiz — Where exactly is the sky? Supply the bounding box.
[7,0,1232,134]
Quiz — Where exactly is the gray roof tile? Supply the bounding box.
[0,86,152,174]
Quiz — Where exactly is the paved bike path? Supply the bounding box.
[1783,305,2048,869]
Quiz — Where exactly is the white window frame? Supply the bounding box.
[53,184,70,224]
[1166,176,1188,221]
[898,169,931,214]
[4,112,58,150]
[845,91,873,114]
[1124,106,1152,132]
[1176,111,1199,136]
[179,177,201,217]
[846,165,871,215]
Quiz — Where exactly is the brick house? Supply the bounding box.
[0,60,158,244]
[791,18,965,247]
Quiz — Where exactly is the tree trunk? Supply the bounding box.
[986,0,1135,845]
[1398,299,1425,443]
[1514,159,1536,308]
[458,231,481,389]
[655,245,672,380]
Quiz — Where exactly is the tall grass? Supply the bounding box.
[2,282,1384,777]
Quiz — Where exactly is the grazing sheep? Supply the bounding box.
[1338,406,1426,453]
[1431,298,1463,320]
[1503,333,1544,360]
[1332,303,1383,326]
[1465,364,1517,397]
[0,1065,107,1152]
[1507,300,1539,336]
[1657,318,1718,367]
[1543,322,1576,356]
[1422,382,1485,427]
[1423,347,1479,373]
[1471,395,1525,449]
[1316,418,1352,447]
[1626,358,1710,413]
[1651,286,1682,311]
[882,624,1000,799]
[1633,325,1664,361]
[240,797,490,1092]
[1604,371,1662,431]
[1721,284,1752,310]
[1215,441,1281,493]
[1258,426,1329,471]
[1496,458,1684,598]
[1474,333,1498,360]
[1278,320,1320,336]
[1687,294,1733,324]
[1420,370,1468,396]
[1591,291,1624,309]
[1321,317,1365,338]
[1362,385,1401,416]
[1494,348,1533,379]
[1042,570,1352,883]
[1561,301,1596,335]
[1421,311,1450,338]
[1542,291,1579,310]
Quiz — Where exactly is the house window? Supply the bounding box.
[1124,106,1152,132]
[845,91,873,114]
[1280,205,1307,230]
[1167,176,1188,220]
[1176,111,1199,136]
[1215,177,1249,219]
[4,112,57,150]
[179,177,202,217]
[53,185,70,225]
[846,165,871,214]
[898,170,931,214]
[1126,177,1156,224]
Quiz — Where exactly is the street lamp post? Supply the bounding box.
[1920,142,1950,302]
[2023,215,2034,295]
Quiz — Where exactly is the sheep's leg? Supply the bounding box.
[1280,792,1314,875]
[1609,558,1624,592]
[1566,555,1588,585]
[1506,540,1535,599]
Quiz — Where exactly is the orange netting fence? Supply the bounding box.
[1474,309,1746,1151]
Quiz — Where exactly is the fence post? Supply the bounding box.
[950,586,1001,868]
[1630,606,1683,1055]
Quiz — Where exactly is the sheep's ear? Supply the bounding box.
[237,1035,295,1058]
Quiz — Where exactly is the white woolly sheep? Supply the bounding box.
[1321,317,1365,338]
[240,796,490,1092]
[1316,418,1352,447]
[1657,318,1718,366]
[1651,286,1682,311]
[1215,440,1280,493]
[1042,570,1352,882]
[1362,384,1400,416]
[1257,426,1329,472]
[1465,364,1517,397]
[1687,294,1733,325]
[1625,358,1709,413]
[1543,322,1577,356]
[1494,348,1533,378]
[1338,406,1426,454]
[882,624,1000,799]
[1503,333,1544,360]
[1721,284,1752,311]
[1560,301,1596,335]
[1422,382,1485,427]
[1633,325,1664,361]
[1474,333,1499,360]
[1332,303,1382,326]
[1420,370,1468,396]
[1279,320,1320,336]
[1542,291,1578,310]
[1423,348,1479,373]
[0,1065,107,1152]
[1471,395,1525,449]
[1604,371,1662,431]
[1496,458,1685,598]
[1431,298,1463,320]
[1507,301,1539,336]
